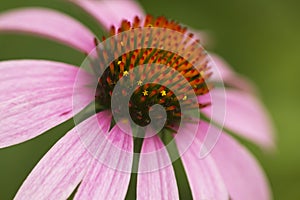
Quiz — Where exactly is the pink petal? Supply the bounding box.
[187,27,212,47]
[74,120,133,199]
[75,159,132,200]
[209,53,234,82]
[75,112,134,171]
[211,131,272,200]
[15,111,113,199]
[201,88,275,148]
[176,124,228,199]
[71,0,145,30]
[14,120,92,199]
[209,53,256,93]
[0,8,96,53]
[0,60,93,148]
[137,136,179,199]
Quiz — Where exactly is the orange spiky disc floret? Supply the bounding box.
[107,15,188,35]
[93,15,211,128]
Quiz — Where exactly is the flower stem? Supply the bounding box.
[125,126,145,199]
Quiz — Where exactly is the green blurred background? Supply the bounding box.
[0,0,299,199]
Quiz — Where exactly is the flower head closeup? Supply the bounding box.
[0,0,275,200]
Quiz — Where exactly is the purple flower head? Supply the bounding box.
[0,0,275,199]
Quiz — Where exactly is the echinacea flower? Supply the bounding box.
[0,0,275,199]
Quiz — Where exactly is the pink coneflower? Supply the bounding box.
[0,0,274,199]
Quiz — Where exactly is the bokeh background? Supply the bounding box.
[0,0,299,199]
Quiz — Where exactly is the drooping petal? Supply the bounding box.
[186,27,212,47]
[137,136,179,200]
[201,88,275,148]
[71,0,145,30]
[209,53,256,93]
[0,60,94,148]
[211,132,272,200]
[74,120,133,199]
[0,8,96,53]
[176,124,229,199]
[14,121,91,199]
[14,111,112,199]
